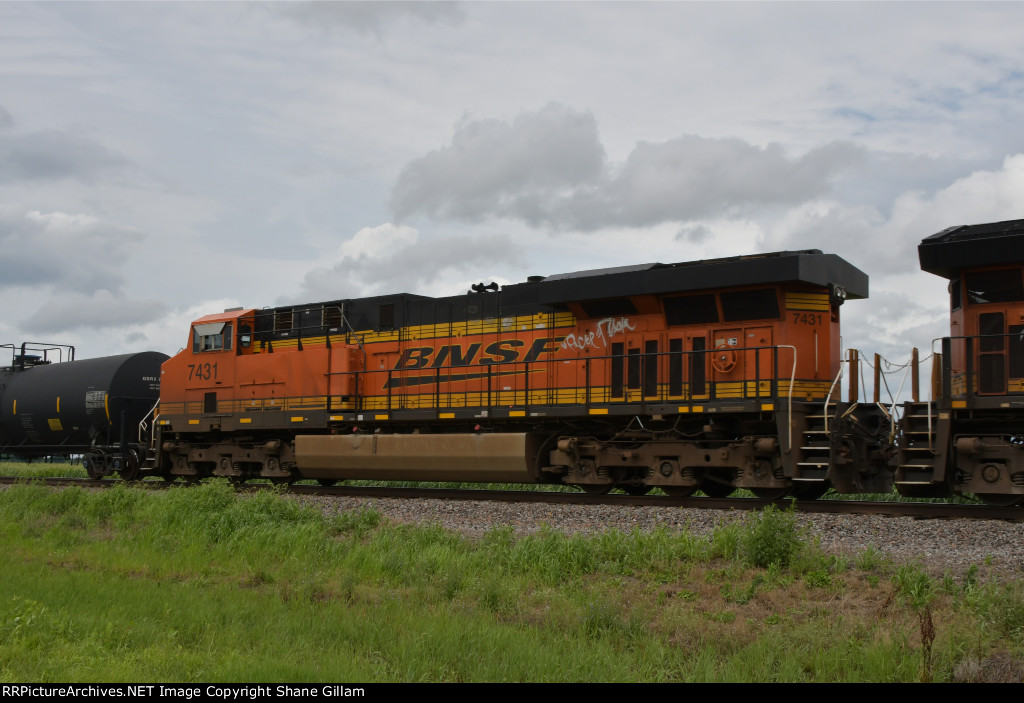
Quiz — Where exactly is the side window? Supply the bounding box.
[720,288,780,322]
[965,269,1024,305]
[665,294,719,326]
[192,322,232,352]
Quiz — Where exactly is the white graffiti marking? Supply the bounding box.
[560,317,636,351]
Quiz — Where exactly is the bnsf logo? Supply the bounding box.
[394,337,565,370]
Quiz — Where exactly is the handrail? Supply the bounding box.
[822,356,846,435]
[139,399,161,448]
[775,345,798,451]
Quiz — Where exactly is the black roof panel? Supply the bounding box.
[517,250,867,304]
[919,218,1024,278]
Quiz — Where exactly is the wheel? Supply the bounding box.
[228,476,248,487]
[161,474,178,483]
[700,480,735,498]
[117,450,140,482]
[579,484,612,495]
[790,482,829,500]
[316,479,338,487]
[620,485,651,496]
[751,487,790,500]
[976,493,1023,508]
[270,476,293,486]
[83,455,102,480]
[661,486,697,498]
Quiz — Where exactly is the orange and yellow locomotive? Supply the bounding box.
[154,249,893,498]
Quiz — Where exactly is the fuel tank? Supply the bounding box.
[0,351,168,457]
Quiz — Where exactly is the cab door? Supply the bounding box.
[976,309,1024,394]
[977,311,1006,394]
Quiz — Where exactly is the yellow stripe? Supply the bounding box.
[509,410,526,417]
[439,412,455,419]
[239,417,252,424]
[784,292,830,311]
[254,311,580,352]
[105,393,110,425]
[291,416,305,422]
[588,408,609,415]
[56,396,60,413]
[161,376,832,420]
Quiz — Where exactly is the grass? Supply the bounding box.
[2,482,1024,681]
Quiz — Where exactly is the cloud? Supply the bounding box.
[0,128,130,183]
[391,103,607,226]
[0,105,12,130]
[277,1,464,36]
[21,289,168,334]
[391,104,863,231]
[291,223,525,303]
[761,153,1024,276]
[0,205,143,293]
[675,223,713,243]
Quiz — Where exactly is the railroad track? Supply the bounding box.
[1,475,1020,522]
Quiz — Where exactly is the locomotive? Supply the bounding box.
[151,247,891,500]
[3,217,1024,506]
[898,219,1024,505]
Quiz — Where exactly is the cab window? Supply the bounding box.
[965,269,1024,305]
[192,322,233,352]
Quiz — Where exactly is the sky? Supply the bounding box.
[2,1,1024,399]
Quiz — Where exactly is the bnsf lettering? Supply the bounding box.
[395,347,432,370]
[394,337,563,370]
[480,339,524,364]
[524,337,563,362]
[433,343,482,368]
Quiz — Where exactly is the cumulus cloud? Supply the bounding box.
[762,153,1024,276]
[391,104,863,231]
[22,289,168,334]
[392,103,607,226]
[291,223,525,303]
[0,205,143,293]
[278,1,464,36]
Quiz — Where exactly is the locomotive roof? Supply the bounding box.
[919,218,1024,279]
[520,249,868,304]
[251,249,867,333]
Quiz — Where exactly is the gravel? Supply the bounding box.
[293,493,1024,580]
